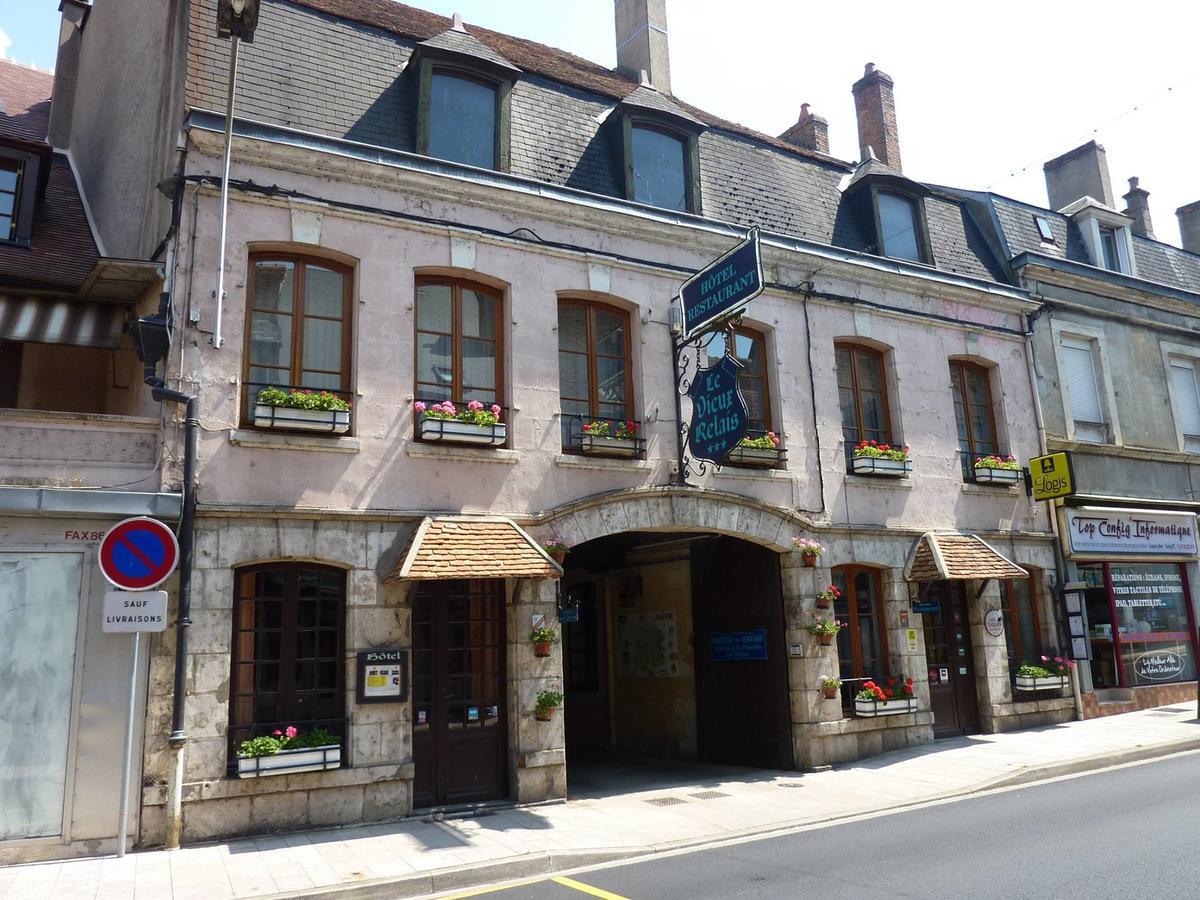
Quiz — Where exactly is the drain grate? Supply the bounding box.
[644,796,688,807]
[1158,706,1191,713]
[776,782,805,789]
[1145,711,1181,717]
[689,791,731,800]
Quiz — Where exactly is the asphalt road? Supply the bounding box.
[452,751,1200,899]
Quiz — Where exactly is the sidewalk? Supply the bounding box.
[3,702,1198,900]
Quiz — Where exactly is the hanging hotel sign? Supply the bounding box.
[1062,507,1199,558]
[687,354,750,464]
[678,228,763,341]
[1028,451,1074,502]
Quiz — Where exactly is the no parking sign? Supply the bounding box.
[99,517,179,591]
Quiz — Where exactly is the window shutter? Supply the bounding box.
[1060,337,1104,426]
[1169,357,1200,438]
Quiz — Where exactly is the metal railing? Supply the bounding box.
[245,382,354,433]
[562,413,646,459]
[227,716,346,773]
[722,429,786,469]
[415,398,509,447]
[960,449,1023,485]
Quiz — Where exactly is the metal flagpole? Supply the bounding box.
[117,630,141,858]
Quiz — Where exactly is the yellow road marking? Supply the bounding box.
[438,877,541,899]
[552,875,631,900]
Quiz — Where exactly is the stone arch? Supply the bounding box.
[528,487,808,554]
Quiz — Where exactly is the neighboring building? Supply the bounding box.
[0,53,172,862]
[48,0,1074,850]
[950,142,1200,717]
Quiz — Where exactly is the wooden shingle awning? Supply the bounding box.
[904,531,1027,583]
[385,516,561,582]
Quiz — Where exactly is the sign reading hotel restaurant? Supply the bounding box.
[1028,451,1074,502]
[1063,507,1199,557]
[687,354,750,464]
[678,229,763,341]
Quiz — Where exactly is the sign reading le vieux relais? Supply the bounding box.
[677,229,764,467]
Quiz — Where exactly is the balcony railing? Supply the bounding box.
[961,450,1023,486]
[562,413,646,459]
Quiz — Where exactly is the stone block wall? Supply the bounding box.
[509,579,567,803]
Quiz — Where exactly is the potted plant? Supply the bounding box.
[854,677,918,717]
[973,454,1022,485]
[579,419,641,458]
[1015,656,1073,692]
[543,535,572,565]
[725,431,783,467]
[820,676,841,700]
[236,725,341,778]
[815,583,840,610]
[802,611,844,646]
[415,400,506,446]
[535,689,563,722]
[793,538,824,567]
[529,624,557,658]
[254,387,351,434]
[850,440,911,476]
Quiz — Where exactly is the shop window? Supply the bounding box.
[949,360,1000,479]
[836,343,892,458]
[1167,355,1200,453]
[704,326,773,434]
[1081,562,1197,689]
[1000,575,1043,675]
[415,276,504,407]
[875,190,927,263]
[558,299,633,449]
[832,566,889,708]
[229,564,347,766]
[426,71,499,170]
[242,254,354,425]
[1059,335,1108,443]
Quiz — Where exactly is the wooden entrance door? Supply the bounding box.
[412,579,508,808]
[691,537,793,769]
[921,581,980,737]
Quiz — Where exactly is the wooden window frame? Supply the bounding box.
[557,298,634,420]
[832,566,890,702]
[949,360,1001,470]
[228,563,348,767]
[242,252,355,428]
[712,325,773,434]
[414,275,506,410]
[621,116,701,214]
[1000,575,1043,674]
[416,60,512,172]
[835,342,892,451]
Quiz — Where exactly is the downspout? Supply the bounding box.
[210,34,240,349]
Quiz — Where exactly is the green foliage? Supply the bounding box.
[801,611,843,638]
[529,625,557,644]
[257,387,350,412]
[974,454,1020,470]
[737,431,780,450]
[535,690,564,712]
[820,676,841,689]
[237,726,341,758]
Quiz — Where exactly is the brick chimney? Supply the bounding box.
[1043,141,1114,211]
[851,63,901,170]
[1179,201,1200,254]
[614,0,671,94]
[1121,177,1155,239]
[779,104,829,154]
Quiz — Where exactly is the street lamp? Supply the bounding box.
[217,0,259,41]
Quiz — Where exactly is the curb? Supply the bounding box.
[254,735,1200,900]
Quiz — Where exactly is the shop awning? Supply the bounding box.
[385,516,562,581]
[904,531,1028,582]
[0,293,128,349]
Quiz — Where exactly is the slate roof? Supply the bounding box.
[417,26,520,74]
[0,59,101,294]
[386,516,562,581]
[904,532,1027,583]
[183,0,1009,285]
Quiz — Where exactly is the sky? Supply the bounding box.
[2,0,1197,248]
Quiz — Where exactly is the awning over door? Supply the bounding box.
[385,516,562,581]
[904,531,1027,582]
[0,294,128,349]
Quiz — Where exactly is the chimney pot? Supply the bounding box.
[451,12,465,32]
[614,0,671,94]
[1043,140,1114,211]
[1122,175,1155,239]
[1178,201,1200,255]
[779,103,829,155]
[852,62,901,170]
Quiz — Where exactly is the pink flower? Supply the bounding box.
[284,726,298,739]
[468,400,484,412]
[413,401,426,414]
[491,404,502,416]
[272,730,282,737]
[1040,655,1049,662]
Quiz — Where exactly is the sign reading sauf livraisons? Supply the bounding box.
[678,229,763,341]
[1063,507,1199,557]
[687,354,750,465]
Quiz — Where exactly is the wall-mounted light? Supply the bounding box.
[669,302,683,335]
[217,0,259,42]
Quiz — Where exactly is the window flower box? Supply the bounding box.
[851,456,912,477]
[854,698,918,717]
[237,744,341,778]
[416,400,506,447]
[724,446,782,468]
[973,467,1021,485]
[254,404,351,434]
[1014,674,1068,692]
[580,435,640,458]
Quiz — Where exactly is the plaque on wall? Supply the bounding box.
[356,649,409,704]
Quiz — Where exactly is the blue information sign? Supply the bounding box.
[710,629,768,661]
[912,600,940,615]
[678,229,764,341]
[687,354,749,464]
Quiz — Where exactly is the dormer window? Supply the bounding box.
[1058,196,1136,276]
[427,71,498,170]
[0,147,41,246]
[876,191,924,262]
[631,124,687,211]
[0,158,19,241]
[616,86,703,214]
[1098,226,1120,272]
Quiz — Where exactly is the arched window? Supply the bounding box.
[243,253,354,426]
[832,566,889,706]
[229,564,346,766]
[704,326,772,436]
[949,360,1000,477]
[415,276,504,407]
[835,343,891,455]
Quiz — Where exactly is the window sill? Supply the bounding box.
[229,429,361,453]
[960,482,1020,494]
[405,442,519,464]
[713,464,791,481]
[843,474,913,490]
[555,454,651,472]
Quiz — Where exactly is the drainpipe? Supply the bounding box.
[210,33,240,350]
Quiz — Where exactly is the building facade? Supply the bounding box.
[31,0,1153,853]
